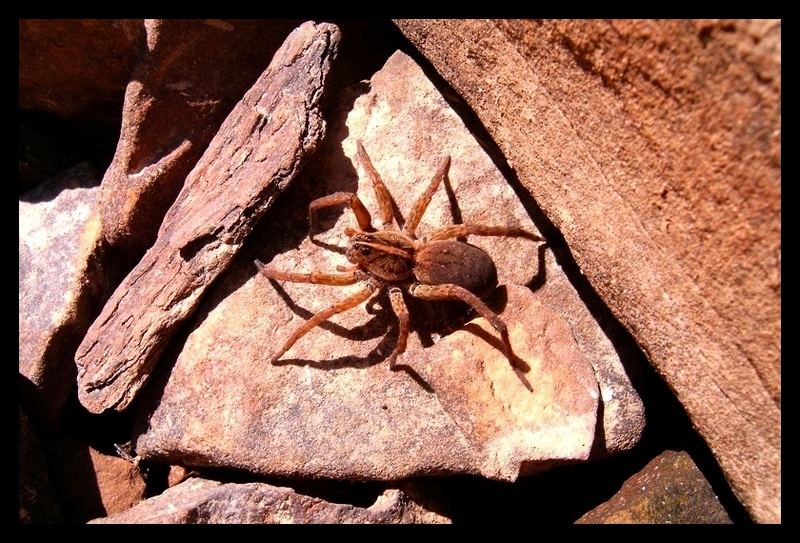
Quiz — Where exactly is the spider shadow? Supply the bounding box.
[274,352,435,394]
[268,280,434,392]
[525,241,549,293]
[441,169,467,242]
[402,284,535,388]
[267,278,390,342]
[388,194,406,230]
[462,321,533,392]
[267,276,537,395]
[460,285,535,391]
[309,236,347,256]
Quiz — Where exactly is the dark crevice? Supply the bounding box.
[178,233,219,262]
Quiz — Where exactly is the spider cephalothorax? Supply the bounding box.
[255,141,542,373]
[345,230,416,282]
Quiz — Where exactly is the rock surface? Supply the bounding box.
[74,21,341,414]
[90,478,449,524]
[19,163,109,429]
[577,450,732,524]
[19,19,143,123]
[99,19,303,253]
[168,465,192,487]
[46,438,147,522]
[133,52,642,481]
[395,19,780,523]
[19,406,62,523]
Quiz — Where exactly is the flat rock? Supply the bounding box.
[19,406,62,523]
[577,450,732,524]
[531,246,645,455]
[134,52,642,481]
[395,19,780,523]
[46,438,146,522]
[74,21,341,414]
[99,19,304,252]
[412,286,599,478]
[90,478,449,524]
[19,163,109,429]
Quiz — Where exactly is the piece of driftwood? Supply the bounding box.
[75,21,341,413]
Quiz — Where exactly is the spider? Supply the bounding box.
[255,141,543,377]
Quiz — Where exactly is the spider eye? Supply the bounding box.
[358,246,371,255]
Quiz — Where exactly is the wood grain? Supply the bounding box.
[75,21,341,413]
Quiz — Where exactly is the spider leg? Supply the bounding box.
[255,260,363,285]
[428,224,543,242]
[403,155,451,238]
[386,286,410,369]
[335,263,361,273]
[308,192,374,237]
[267,281,379,364]
[357,141,395,228]
[409,282,513,363]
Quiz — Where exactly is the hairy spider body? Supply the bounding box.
[255,141,542,374]
[414,240,498,296]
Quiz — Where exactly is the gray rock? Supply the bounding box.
[19,162,108,428]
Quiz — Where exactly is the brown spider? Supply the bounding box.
[255,141,542,375]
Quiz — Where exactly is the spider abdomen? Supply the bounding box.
[414,240,498,295]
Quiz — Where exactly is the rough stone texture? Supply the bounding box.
[168,465,192,487]
[19,19,143,123]
[395,19,780,523]
[90,478,449,524]
[412,286,599,478]
[46,438,147,522]
[577,450,733,524]
[19,406,63,523]
[134,52,642,481]
[534,246,645,455]
[99,19,303,253]
[75,22,341,414]
[19,163,109,429]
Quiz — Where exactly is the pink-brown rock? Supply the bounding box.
[74,21,341,414]
[19,406,62,523]
[90,478,449,524]
[99,19,304,253]
[412,287,599,478]
[19,19,142,123]
[167,465,192,487]
[394,19,780,523]
[46,438,147,522]
[19,163,109,429]
[577,450,732,524]
[133,52,642,481]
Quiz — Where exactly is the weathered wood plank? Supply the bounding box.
[75,21,341,413]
